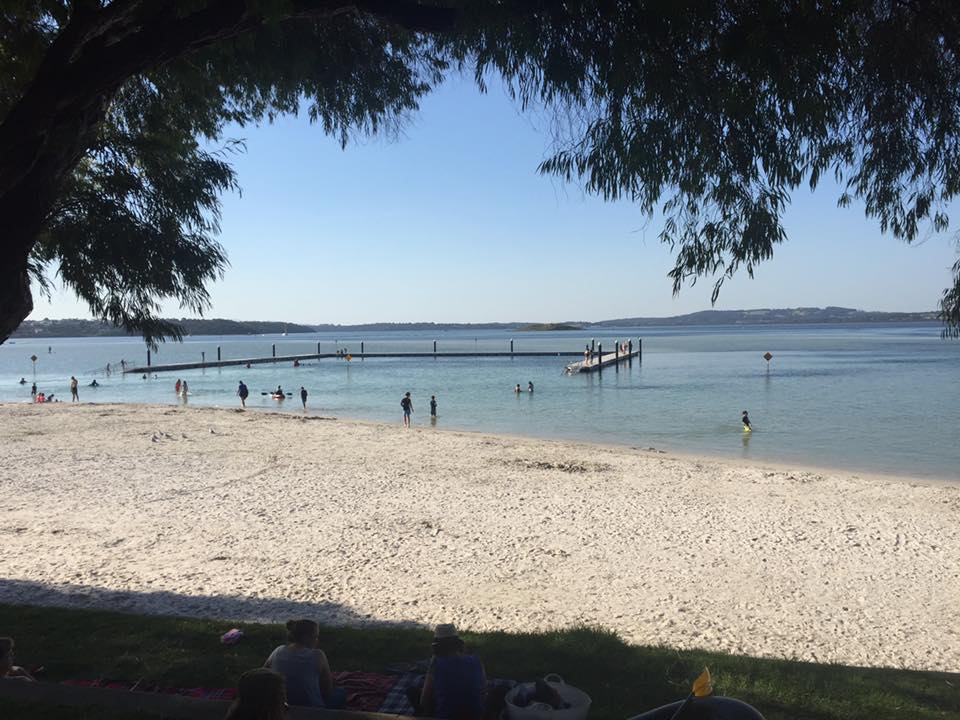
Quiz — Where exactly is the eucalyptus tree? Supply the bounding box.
[2,1,958,343]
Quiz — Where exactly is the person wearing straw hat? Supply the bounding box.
[412,624,487,720]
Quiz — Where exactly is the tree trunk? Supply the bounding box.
[0,0,457,345]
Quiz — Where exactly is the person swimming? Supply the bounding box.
[89,379,99,387]
[742,410,752,432]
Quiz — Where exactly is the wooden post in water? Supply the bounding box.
[597,343,602,373]
[361,341,364,355]
[201,351,205,365]
[271,344,276,359]
[638,338,642,362]
[591,338,595,354]
[510,339,514,355]
[217,346,221,362]
[628,340,633,365]
[433,339,437,357]
[317,342,320,355]
[147,348,151,367]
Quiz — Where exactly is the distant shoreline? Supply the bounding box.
[11,308,941,339]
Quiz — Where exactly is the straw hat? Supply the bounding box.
[433,623,459,641]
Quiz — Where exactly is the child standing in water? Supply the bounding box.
[742,410,752,432]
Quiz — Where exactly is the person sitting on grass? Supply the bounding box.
[225,668,287,720]
[264,619,345,709]
[0,637,35,681]
[413,624,487,720]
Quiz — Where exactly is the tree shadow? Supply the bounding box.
[0,577,422,628]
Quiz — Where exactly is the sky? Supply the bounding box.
[30,73,960,325]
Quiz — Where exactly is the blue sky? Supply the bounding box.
[32,73,959,324]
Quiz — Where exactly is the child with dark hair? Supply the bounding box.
[264,620,345,708]
[225,668,286,720]
[0,637,35,681]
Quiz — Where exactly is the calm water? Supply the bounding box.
[2,325,958,480]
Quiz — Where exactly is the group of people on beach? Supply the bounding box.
[3,621,495,720]
[225,621,491,720]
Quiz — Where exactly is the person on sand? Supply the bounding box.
[225,668,286,720]
[410,624,488,720]
[0,637,36,681]
[742,410,752,432]
[238,381,249,408]
[70,376,79,402]
[300,386,308,409]
[401,392,413,427]
[265,620,345,709]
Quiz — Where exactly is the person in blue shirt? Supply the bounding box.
[416,624,487,720]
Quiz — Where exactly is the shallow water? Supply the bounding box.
[2,324,958,480]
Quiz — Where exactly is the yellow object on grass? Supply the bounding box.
[692,667,713,698]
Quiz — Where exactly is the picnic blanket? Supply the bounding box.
[332,671,405,712]
[61,678,237,701]
[61,673,408,712]
[61,672,514,715]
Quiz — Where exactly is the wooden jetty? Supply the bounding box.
[125,338,643,375]
[128,350,584,374]
[565,339,642,373]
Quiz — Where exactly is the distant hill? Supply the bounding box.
[12,318,316,338]
[590,307,938,327]
[10,307,938,339]
[311,322,517,332]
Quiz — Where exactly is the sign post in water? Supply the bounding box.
[763,351,773,374]
[30,354,37,380]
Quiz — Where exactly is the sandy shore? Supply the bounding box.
[0,403,957,672]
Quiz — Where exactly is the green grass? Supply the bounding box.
[1,603,957,720]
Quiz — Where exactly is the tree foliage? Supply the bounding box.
[1,1,959,343]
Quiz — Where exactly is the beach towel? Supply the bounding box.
[61,678,237,701]
[378,671,424,715]
[332,671,402,712]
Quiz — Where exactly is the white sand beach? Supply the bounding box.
[0,403,956,672]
